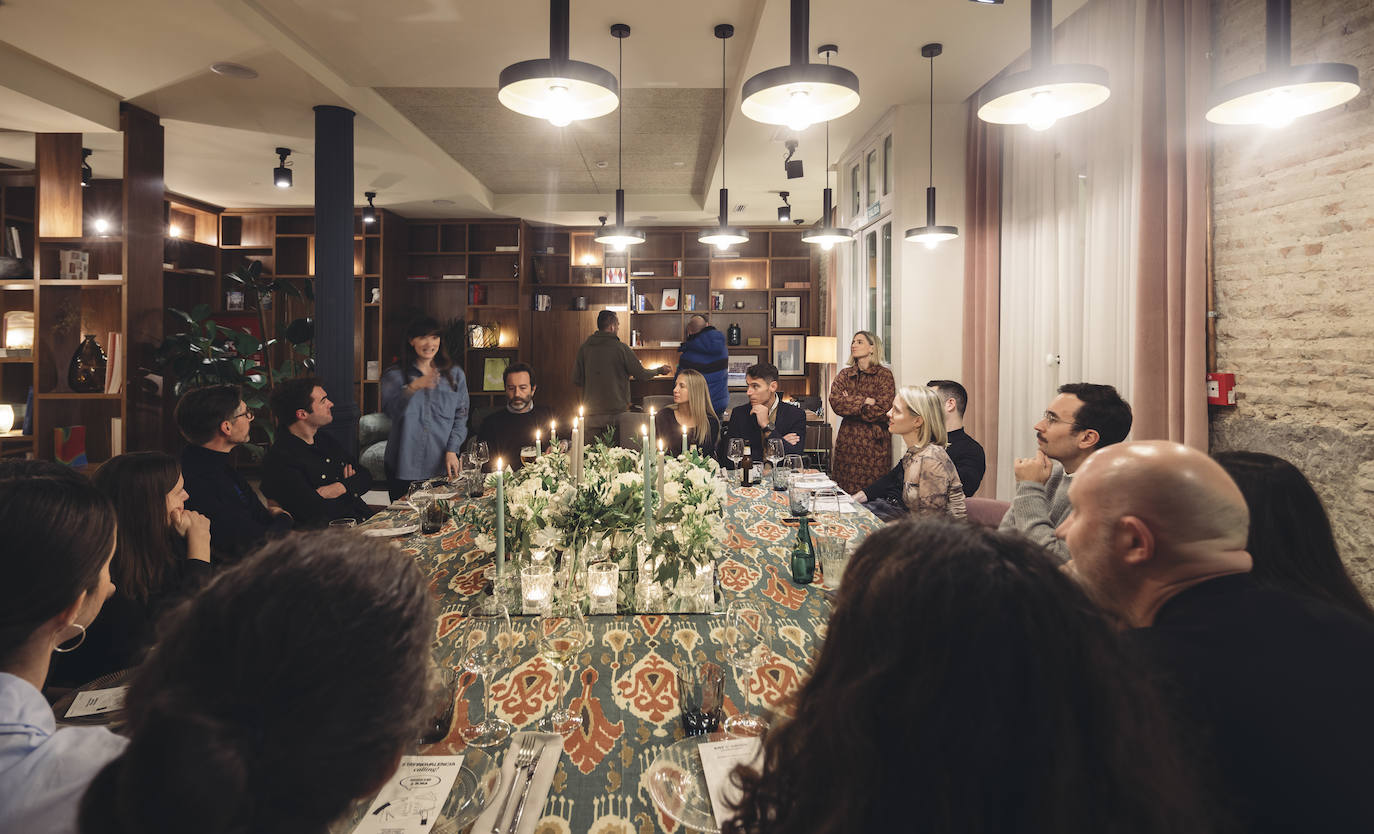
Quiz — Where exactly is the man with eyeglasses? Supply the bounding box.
[176,384,293,562]
[999,383,1132,562]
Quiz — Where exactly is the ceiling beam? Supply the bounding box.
[0,43,121,132]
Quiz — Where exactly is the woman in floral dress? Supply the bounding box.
[828,332,896,494]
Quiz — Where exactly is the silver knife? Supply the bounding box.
[506,745,546,834]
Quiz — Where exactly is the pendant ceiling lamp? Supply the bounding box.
[742,0,860,132]
[1205,0,1359,127]
[802,45,854,251]
[498,0,619,127]
[976,0,1110,131]
[699,24,749,252]
[594,24,645,252]
[906,44,959,249]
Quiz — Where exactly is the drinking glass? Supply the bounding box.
[458,599,515,748]
[465,470,486,499]
[784,454,806,476]
[418,664,460,745]
[520,445,538,466]
[765,438,785,489]
[722,599,771,737]
[677,661,725,736]
[788,482,810,516]
[536,601,589,735]
[471,440,490,471]
[726,438,745,482]
[814,530,849,589]
[328,518,357,529]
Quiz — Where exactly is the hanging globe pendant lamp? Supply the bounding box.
[905,44,960,248]
[594,24,645,251]
[741,0,860,131]
[498,0,619,127]
[976,0,1110,131]
[1205,0,1359,127]
[699,24,749,252]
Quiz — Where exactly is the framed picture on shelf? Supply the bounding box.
[773,296,802,329]
[727,355,758,388]
[661,288,680,311]
[772,334,805,376]
[482,357,510,391]
[605,267,627,284]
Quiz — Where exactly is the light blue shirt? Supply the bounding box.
[0,672,127,834]
[381,364,470,481]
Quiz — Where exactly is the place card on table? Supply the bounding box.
[64,685,128,718]
[697,736,764,826]
[352,755,464,834]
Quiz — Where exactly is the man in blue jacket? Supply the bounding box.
[677,314,729,416]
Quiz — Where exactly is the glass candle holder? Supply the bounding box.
[521,563,554,616]
[588,562,619,615]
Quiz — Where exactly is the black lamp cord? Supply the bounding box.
[928,52,934,189]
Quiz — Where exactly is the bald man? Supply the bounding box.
[1058,441,1374,834]
[677,313,728,416]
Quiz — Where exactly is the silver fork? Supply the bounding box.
[491,735,537,834]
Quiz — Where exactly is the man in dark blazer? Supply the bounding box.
[720,362,806,467]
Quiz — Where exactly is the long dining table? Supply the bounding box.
[359,479,880,833]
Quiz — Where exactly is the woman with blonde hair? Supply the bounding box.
[655,369,721,459]
[867,385,966,519]
[828,331,896,494]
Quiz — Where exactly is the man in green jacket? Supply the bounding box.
[573,310,670,442]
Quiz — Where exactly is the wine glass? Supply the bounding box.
[458,598,515,748]
[536,601,589,735]
[721,599,771,737]
[784,454,806,477]
[469,440,490,472]
[726,438,745,478]
[765,438,786,489]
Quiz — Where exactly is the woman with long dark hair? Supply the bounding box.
[1215,450,1373,622]
[78,530,436,834]
[724,519,1210,834]
[381,317,470,499]
[47,452,214,689]
[0,466,125,834]
[655,369,721,458]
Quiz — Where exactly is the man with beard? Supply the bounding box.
[476,361,554,471]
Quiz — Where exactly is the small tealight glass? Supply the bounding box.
[588,561,619,615]
[521,562,554,616]
[328,518,357,529]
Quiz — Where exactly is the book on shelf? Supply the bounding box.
[783,281,810,288]
[684,294,697,311]
[110,417,123,457]
[673,259,683,277]
[605,305,629,313]
[96,274,122,281]
[6,226,22,259]
[631,270,654,277]
[493,245,520,252]
[441,274,466,280]
[59,250,89,280]
[104,332,124,395]
[661,288,680,311]
[711,291,725,311]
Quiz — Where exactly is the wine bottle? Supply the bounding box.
[741,452,752,487]
[790,512,815,585]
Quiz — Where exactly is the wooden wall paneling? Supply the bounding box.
[123,104,164,453]
[35,134,82,239]
[530,310,600,417]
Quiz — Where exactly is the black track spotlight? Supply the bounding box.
[777,192,792,223]
[273,147,293,189]
[784,139,804,179]
[81,148,92,187]
[363,191,378,224]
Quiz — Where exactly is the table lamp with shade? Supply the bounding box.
[805,336,837,366]
[0,405,14,433]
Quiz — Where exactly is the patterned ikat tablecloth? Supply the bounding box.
[359,482,880,834]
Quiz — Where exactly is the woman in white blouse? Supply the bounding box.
[0,463,125,834]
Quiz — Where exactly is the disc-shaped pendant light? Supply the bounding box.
[802,45,854,251]
[976,0,1110,130]
[1205,0,1359,127]
[594,24,645,251]
[498,0,619,127]
[741,0,860,131]
[906,44,959,248]
[699,24,749,252]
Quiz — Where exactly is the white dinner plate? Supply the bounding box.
[362,523,419,538]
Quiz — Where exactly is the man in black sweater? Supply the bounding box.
[720,363,806,468]
[476,361,553,472]
[1059,441,1374,834]
[261,377,374,527]
[177,385,292,563]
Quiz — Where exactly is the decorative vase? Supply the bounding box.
[68,334,107,393]
[727,322,742,346]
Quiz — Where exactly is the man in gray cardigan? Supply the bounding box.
[999,383,1132,561]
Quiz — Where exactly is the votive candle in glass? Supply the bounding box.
[521,562,554,615]
[588,562,618,615]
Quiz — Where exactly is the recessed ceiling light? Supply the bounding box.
[595,160,609,168]
[672,161,685,167]
[210,62,258,79]
[432,199,456,207]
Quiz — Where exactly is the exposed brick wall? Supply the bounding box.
[1209,0,1374,593]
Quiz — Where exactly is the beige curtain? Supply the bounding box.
[1132,0,1210,447]
[961,104,1003,498]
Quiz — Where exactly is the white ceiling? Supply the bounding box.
[0,0,1086,225]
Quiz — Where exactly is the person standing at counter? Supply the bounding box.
[828,332,895,494]
[381,317,469,500]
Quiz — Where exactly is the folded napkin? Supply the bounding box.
[472,732,562,834]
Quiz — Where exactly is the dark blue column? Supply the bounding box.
[313,105,359,454]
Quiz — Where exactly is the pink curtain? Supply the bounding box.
[1133,0,1210,447]
[961,103,1004,497]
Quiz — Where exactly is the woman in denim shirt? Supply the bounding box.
[381,318,469,500]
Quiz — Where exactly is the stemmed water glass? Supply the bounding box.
[458,598,515,748]
[721,599,772,737]
[536,601,589,735]
[726,438,745,483]
[765,438,786,489]
[466,440,490,472]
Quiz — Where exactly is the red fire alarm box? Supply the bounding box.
[1207,372,1236,406]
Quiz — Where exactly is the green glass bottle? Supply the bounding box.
[790,512,815,585]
